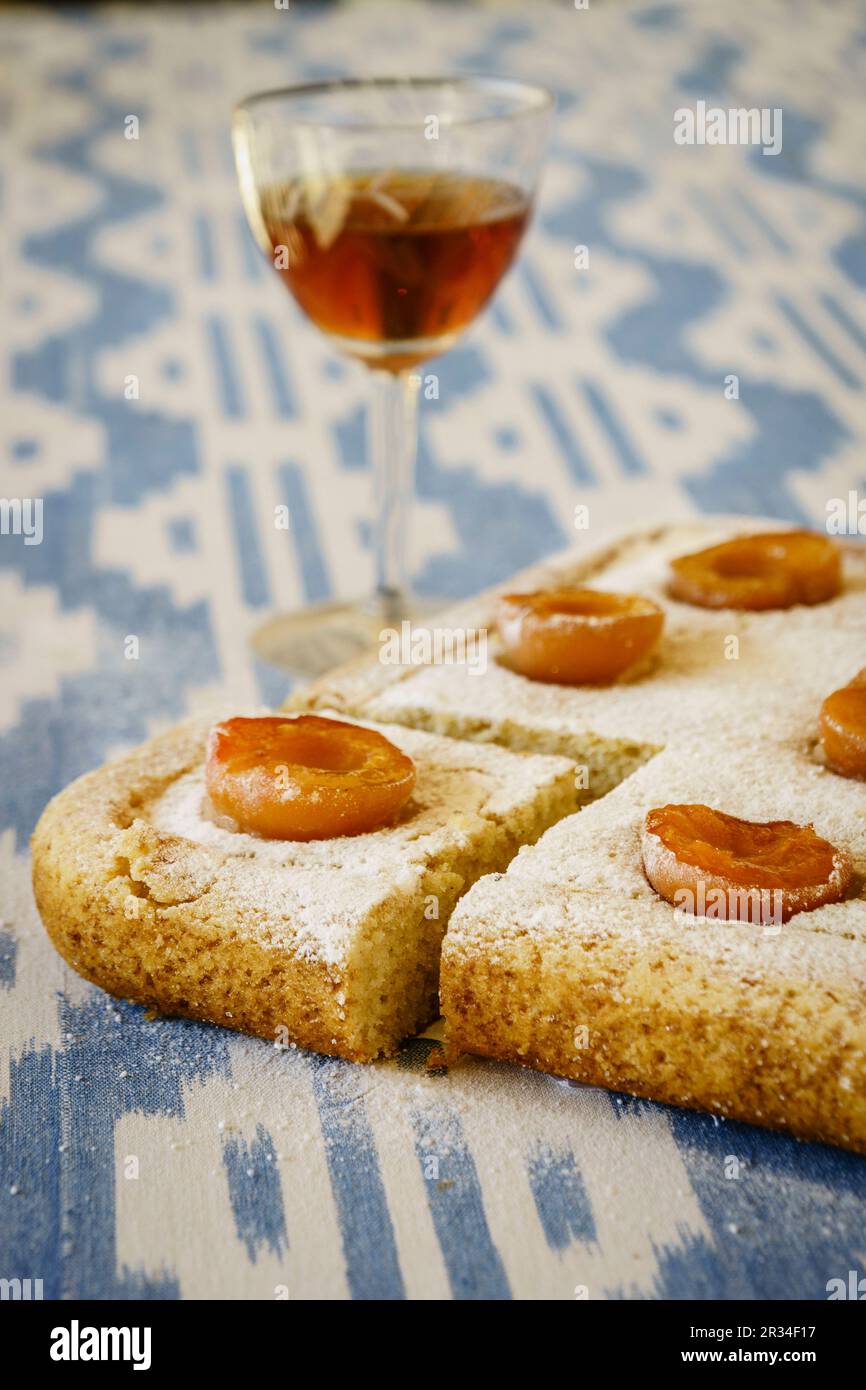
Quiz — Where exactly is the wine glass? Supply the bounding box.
[232,76,553,676]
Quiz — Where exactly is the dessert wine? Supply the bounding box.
[259,169,530,370]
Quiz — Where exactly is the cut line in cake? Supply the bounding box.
[31,711,578,1062]
[29,517,866,1151]
[290,517,866,1151]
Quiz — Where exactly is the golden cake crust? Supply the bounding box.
[287,517,866,1149]
[31,712,577,1061]
[442,879,866,1151]
[442,738,866,1152]
[31,718,361,1057]
[32,517,866,1148]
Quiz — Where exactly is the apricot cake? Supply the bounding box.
[291,518,866,1151]
[295,520,866,794]
[442,737,866,1153]
[31,712,577,1061]
[31,519,866,1150]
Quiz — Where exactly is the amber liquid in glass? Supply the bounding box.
[259,169,530,370]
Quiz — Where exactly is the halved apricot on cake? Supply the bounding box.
[442,734,866,1152]
[820,670,866,781]
[641,802,852,922]
[31,712,579,1061]
[206,714,416,840]
[496,588,663,684]
[668,530,841,611]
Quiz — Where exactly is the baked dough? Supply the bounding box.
[32,518,866,1148]
[293,519,866,1150]
[31,712,577,1061]
[444,739,866,1153]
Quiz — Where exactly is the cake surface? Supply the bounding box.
[291,518,866,1150]
[296,519,866,797]
[31,711,577,1061]
[32,519,866,1146]
[443,736,866,1152]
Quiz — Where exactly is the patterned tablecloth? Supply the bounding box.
[2,0,866,1301]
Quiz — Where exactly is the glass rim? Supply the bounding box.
[233,74,555,131]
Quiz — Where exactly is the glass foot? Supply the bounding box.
[250,593,443,680]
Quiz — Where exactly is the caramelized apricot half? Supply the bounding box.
[668,530,841,611]
[205,715,416,840]
[820,668,866,780]
[496,588,663,685]
[642,803,852,923]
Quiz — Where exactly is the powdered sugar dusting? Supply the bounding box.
[143,710,575,964]
[366,534,866,752]
[304,522,866,968]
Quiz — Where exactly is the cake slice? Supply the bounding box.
[288,519,866,1149]
[31,712,577,1061]
[294,520,866,797]
[442,736,866,1153]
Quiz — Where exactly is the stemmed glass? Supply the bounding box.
[232,76,552,675]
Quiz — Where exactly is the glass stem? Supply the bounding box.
[369,368,419,625]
